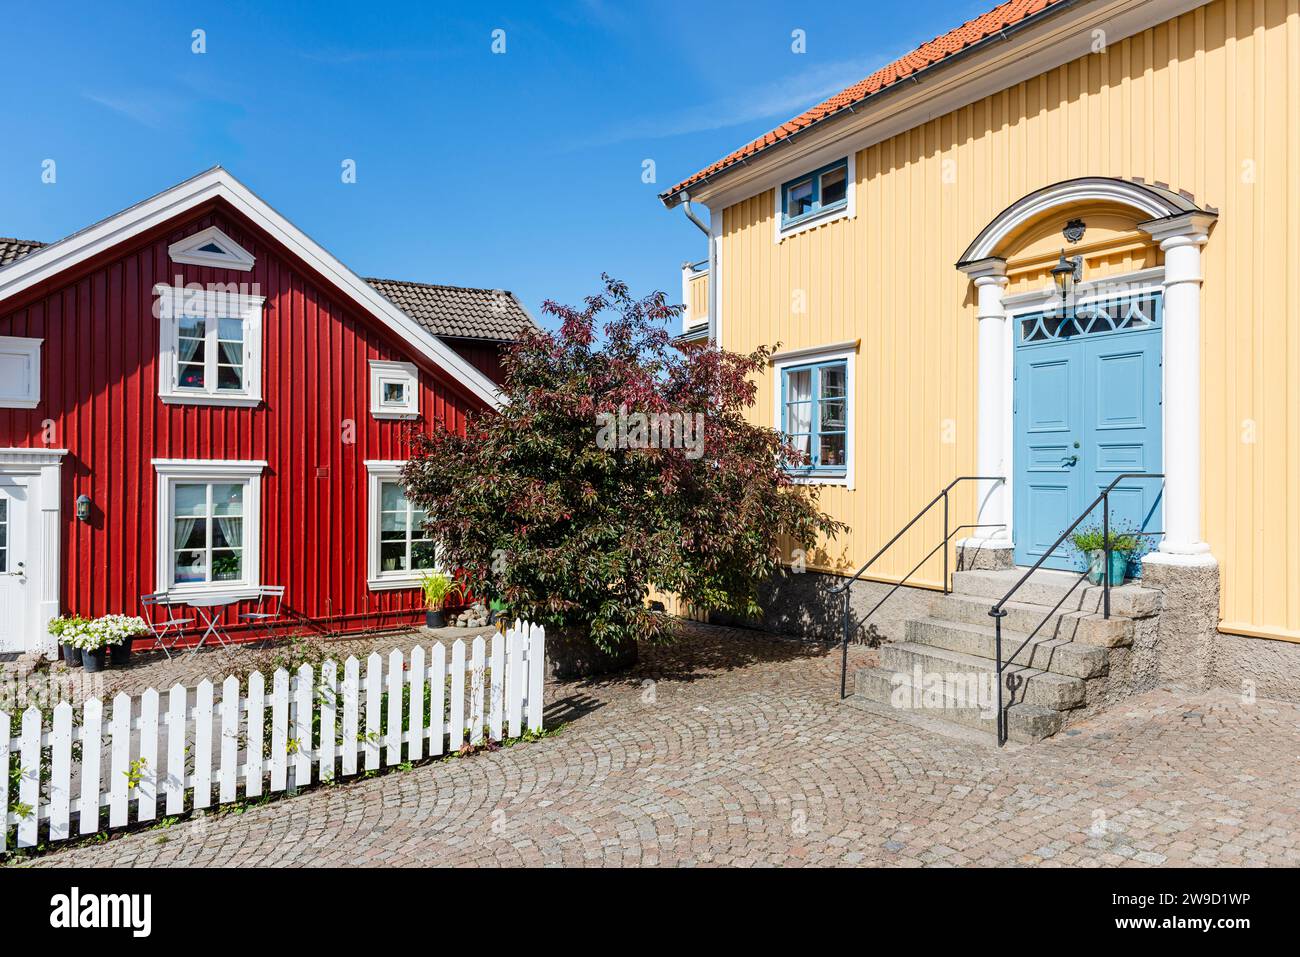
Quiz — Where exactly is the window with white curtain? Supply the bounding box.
[365,461,438,589]
[155,285,265,407]
[153,460,265,598]
[773,345,855,487]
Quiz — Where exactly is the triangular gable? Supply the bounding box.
[0,167,503,409]
[168,225,255,271]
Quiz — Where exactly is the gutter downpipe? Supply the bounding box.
[678,191,717,345]
[678,191,710,236]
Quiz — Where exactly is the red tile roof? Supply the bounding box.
[662,0,1068,201]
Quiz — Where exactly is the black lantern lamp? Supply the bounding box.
[75,494,91,523]
[1051,248,1083,319]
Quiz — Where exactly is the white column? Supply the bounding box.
[959,258,1011,544]
[36,461,63,657]
[1141,214,1215,561]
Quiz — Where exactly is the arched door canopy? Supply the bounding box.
[957,177,1216,267]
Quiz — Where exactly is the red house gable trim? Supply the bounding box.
[0,167,503,410]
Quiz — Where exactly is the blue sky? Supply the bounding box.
[0,1,991,329]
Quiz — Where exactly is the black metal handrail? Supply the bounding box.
[987,472,1164,745]
[835,475,1005,699]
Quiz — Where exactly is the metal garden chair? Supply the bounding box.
[139,592,196,660]
[239,585,287,647]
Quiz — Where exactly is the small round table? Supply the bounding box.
[183,595,241,656]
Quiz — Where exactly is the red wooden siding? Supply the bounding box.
[0,203,490,639]
[445,338,509,383]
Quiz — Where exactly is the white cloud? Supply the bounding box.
[584,56,887,147]
[82,91,180,129]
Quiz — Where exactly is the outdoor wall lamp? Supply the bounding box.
[75,494,91,523]
[1051,248,1084,317]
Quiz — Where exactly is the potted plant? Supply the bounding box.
[48,615,88,667]
[419,570,460,628]
[67,617,111,673]
[97,613,149,666]
[1071,524,1142,585]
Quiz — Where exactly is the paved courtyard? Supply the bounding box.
[21,623,1300,867]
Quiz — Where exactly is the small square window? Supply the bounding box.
[369,360,419,419]
[0,336,43,409]
[780,158,850,229]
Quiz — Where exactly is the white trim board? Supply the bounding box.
[0,167,504,410]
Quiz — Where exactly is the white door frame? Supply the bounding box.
[0,448,66,655]
[955,178,1217,567]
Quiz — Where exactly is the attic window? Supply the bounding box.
[168,226,256,272]
[369,360,419,419]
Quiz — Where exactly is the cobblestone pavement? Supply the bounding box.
[22,623,1300,867]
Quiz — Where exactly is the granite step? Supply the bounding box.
[929,592,1133,648]
[879,641,1087,711]
[951,567,1161,619]
[905,616,1109,679]
[851,666,1062,743]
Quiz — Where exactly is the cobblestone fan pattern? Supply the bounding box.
[23,623,1300,868]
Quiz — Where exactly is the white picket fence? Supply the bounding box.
[1,622,545,851]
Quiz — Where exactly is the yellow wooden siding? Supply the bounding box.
[719,0,1300,641]
[686,270,709,324]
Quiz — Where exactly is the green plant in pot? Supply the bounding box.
[1071,524,1142,586]
[48,615,89,667]
[64,617,111,673]
[419,571,460,629]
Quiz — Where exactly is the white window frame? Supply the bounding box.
[155,284,265,407]
[168,225,255,271]
[369,360,419,419]
[0,336,43,409]
[774,153,856,243]
[153,459,266,601]
[771,342,857,488]
[365,460,438,590]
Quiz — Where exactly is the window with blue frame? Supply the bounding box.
[781,359,848,476]
[781,159,849,228]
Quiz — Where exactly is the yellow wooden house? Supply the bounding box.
[662,0,1300,725]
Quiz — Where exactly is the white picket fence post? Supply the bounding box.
[2,624,545,849]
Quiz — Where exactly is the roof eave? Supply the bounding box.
[659,0,1085,209]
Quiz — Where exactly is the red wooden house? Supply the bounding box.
[0,168,536,656]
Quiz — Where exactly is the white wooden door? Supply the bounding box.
[0,476,30,653]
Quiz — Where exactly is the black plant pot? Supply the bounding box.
[425,609,447,629]
[81,648,108,673]
[62,643,82,667]
[110,641,134,666]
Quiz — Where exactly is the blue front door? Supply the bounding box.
[1013,291,1164,570]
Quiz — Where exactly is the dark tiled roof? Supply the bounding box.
[663,0,1067,200]
[0,236,46,267]
[366,277,539,342]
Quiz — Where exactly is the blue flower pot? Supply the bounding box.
[1085,549,1129,586]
